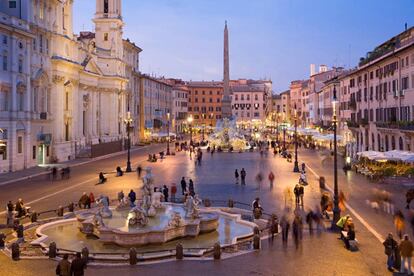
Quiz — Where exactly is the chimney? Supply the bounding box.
[319,65,328,72]
[310,64,316,76]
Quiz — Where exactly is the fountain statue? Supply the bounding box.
[184,195,201,219]
[141,168,156,216]
[93,211,105,227]
[168,211,184,228]
[209,117,248,151]
[128,206,149,227]
[151,189,164,209]
[115,196,131,211]
[96,195,112,218]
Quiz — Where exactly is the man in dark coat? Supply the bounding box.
[70,252,86,276]
[181,177,187,195]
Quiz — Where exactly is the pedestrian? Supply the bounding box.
[306,210,314,235]
[171,184,177,203]
[234,169,239,184]
[189,179,195,196]
[268,171,275,188]
[6,201,14,212]
[137,165,142,178]
[163,185,169,202]
[181,177,187,195]
[78,193,89,209]
[70,252,86,276]
[293,184,301,206]
[394,210,405,239]
[299,185,304,206]
[292,214,302,250]
[240,168,246,185]
[383,233,398,272]
[89,192,95,207]
[128,189,136,207]
[399,234,414,274]
[344,223,356,250]
[336,214,350,232]
[255,172,263,189]
[280,214,290,248]
[252,197,263,218]
[117,190,124,203]
[57,253,71,276]
[267,214,279,243]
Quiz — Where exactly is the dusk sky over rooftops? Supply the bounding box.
[74,0,414,92]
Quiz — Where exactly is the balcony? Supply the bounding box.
[376,121,414,131]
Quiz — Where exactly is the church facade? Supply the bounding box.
[0,0,141,172]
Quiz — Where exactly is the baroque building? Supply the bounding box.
[0,0,141,172]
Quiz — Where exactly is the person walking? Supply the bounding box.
[117,190,124,203]
[280,214,290,248]
[394,210,406,239]
[292,214,303,250]
[181,177,187,195]
[299,185,304,206]
[267,214,279,243]
[57,254,71,276]
[268,171,275,188]
[171,184,177,203]
[255,172,263,189]
[189,179,195,196]
[234,169,239,184]
[293,184,301,206]
[399,234,414,274]
[383,233,398,272]
[128,189,136,207]
[240,168,246,185]
[6,201,14,212]
[137,165,142,178]
[89,192,95,208]
[306,210,314,235]
[70,252,86,276]
[162,185,169,202]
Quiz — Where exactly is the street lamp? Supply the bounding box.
[276,112,281,143]
[187,115,193,145]
[293,103,300,173]
[331,85,341,230]
[166,112,171,155]
[201,113,206,142]
[124,111,133,173]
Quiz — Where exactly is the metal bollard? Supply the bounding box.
[57,206,64,217]
[129,248,137,265]
[253,234,261,250]
[16,224,24,239]
[49,242,57,258]
[68,202,75,212]
[176,243,183,260]
[31,212,38,223]
[227,199,234,208]
[81,247,89,263]
[213,242,221,260]
[11,242,19,260]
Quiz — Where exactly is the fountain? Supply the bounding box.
[209,118,249,151]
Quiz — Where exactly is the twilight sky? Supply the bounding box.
[73,0,414,92]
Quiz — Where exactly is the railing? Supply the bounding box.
[376,121,414,131]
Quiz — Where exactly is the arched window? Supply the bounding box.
[371,133,375,150]
[391,136,396,150]
[399,137,404,150]
[104,0,109,13]
[385,135,389,151]
[377,134,381,151]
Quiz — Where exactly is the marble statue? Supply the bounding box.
[141,167,157,217]
[128,206,148,227]
[151,191,164,209]
[115,196,131,211]
[184,195,200,219]
[96,195,112,218]
[168,211,183,228]
[93,211,105,227]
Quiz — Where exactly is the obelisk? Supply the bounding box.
[221,21,232,119]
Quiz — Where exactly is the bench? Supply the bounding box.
[341,231,359,251]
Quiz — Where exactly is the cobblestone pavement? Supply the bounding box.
[0,145,397,275]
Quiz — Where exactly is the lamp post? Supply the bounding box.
[276,112,281,143]
[293,103,300,172]
[166,112,171,155]
[202,113,206,142]
[283,124,286,151]
[331,85,341,230]
[124,111,133,173]
[187,115,193,145]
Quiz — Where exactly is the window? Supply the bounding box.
[2,35,7,45]
[254,112,260,117]
[402,77,409,90]
[9,1,17,8]
[33,38,36,51]
[104,0,109,13]
[40,35,43,53]
[216,98,220,103]
[32,146,36,159]
[39,2,44,19]
[104,33,109,41]
[3,52,8,71]
[46,39,49,54]
[17,136,22,154]
[18,57,23,73]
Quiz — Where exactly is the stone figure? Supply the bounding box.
[141,167,157,216]
[184,195,200,219]
[96,195,112,218]
[168,212,183,228]
[151,191,164,209]
[115,196,131,211]
[128,206,148,227]
[93,211,105,227]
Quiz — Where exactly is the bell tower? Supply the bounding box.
[93,0,123,59]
